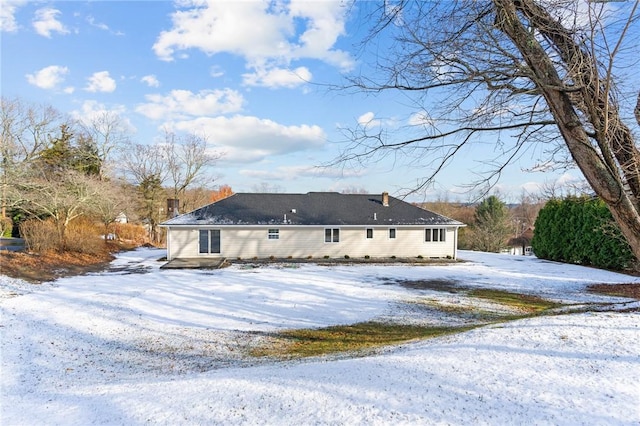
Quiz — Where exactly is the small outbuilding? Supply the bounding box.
[506,226,535,256]
[160,192,465,261]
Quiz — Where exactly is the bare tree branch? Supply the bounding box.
[336,0,640,259]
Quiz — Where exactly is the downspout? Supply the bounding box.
[453,226,459,260]
[166,226,171,260]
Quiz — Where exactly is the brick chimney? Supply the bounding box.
[167,198,180,218]
[382,191,389,207]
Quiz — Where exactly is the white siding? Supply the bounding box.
[166,226,459,260]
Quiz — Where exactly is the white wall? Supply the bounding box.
[165,226,459,260]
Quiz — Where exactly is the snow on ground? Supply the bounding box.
[1,248,639,425]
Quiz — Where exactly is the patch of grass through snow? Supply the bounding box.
[250,289,566,359]
[466,289,564,313]
[250,322,477,359]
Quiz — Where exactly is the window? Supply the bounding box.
[325,228,340,243]
[389,228,396,239]
[199,229,221,254]
[366,228,373,239]
[425,228,446,242]
[268,229,279,240]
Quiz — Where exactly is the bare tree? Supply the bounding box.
[120,133,220,242]
[341,186,369,194]
[12,169,104,250]
[163,130,220,212]
[251,182,286,193]
[78,111,131,180]
[119,144,168,243]
[120,143,168,186]
[511,190,543,231]
[340,1,640,259]
[1,97,65,218]
[89,178,137,241]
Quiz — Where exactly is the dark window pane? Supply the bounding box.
[210,230,221,253]
[199,230,209,253]
[325,229,332,242]
[389,229,396,239]
[366,228,373,239]
[333,228,340,242]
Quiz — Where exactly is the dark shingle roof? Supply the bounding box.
[162,192,464,226]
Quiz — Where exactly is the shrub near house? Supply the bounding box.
[532,196,634,270]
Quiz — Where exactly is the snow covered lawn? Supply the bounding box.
[2,248,639,425]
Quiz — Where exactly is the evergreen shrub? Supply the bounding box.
[532,196,633,270]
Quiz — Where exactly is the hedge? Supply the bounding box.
[531,196,633,270]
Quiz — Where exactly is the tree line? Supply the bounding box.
[422,192,542,254]
[426,189,634,270]
[0,97,228,252]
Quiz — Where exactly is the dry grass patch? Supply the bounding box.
[0,241,136,283]
[587,283,640,300]
[466,289,563,313]
[251,322,477,359]
[251,289,567,359]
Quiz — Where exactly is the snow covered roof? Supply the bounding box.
[161,192,465,227]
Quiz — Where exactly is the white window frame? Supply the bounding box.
[425,228,446,242]
[199,229,221,254]
[268,229,280,240]
[325,228,340,243]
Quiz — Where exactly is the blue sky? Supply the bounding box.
[1,0,607,201]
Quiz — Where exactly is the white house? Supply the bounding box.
[160,192,465,261]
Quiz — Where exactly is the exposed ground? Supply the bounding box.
[0,242,136,283]
[587,282,640,299]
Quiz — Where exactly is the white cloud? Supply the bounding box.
[85,71,116,93]
[32,7,69,38]
[555,172,580,186]
[87,15,109,31]
[141,75,160,87]
[243,66,312,89]
[288,0,354,70]
[153,1,289,62]
[210,65,224,78]
[520,181,544,195]
[408,112,435,127]
[1,0,27,32]
[25,65,69,90]
[136,89,244,121]
[240,167,308,180]
[86,15,124,36]
[357,112,381,128]
[240,165,363,180]
[71,100,136,134]
[171,115,325,163]
[152,0,353,70]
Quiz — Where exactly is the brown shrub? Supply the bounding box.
[20,219,59,252]
[114,222,148,244]
[20,217,105,254]
[65,218,103,255]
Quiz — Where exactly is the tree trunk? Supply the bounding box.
[494,0,640,261]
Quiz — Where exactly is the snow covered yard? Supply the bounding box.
[1,248,639,425]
